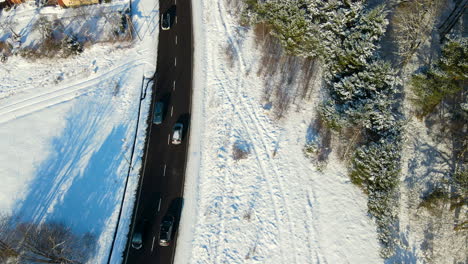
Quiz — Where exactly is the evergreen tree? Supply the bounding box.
[248,0,322,57]
[410,37,467,116]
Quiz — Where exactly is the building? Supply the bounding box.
[6,0,24,5]
[57,0,98,7]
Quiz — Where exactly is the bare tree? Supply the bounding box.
[0,215,96,264]
[392,0,444,65]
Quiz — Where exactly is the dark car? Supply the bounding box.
[153,102,164,125]
[158,215,174,246]
[161,12,171,30]
[131,219,147,250]
[131,232,143,250]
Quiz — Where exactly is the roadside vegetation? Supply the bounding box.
[0,6,132,61]
[0,214,96,264]
[241,0,466,259]
[410,38,467,117]
[243,0,402,257]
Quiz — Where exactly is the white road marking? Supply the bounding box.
[176,16,178,24]
[173,80,176,91]
[175,35,178,45]
[171,106,173,117]
[158,197,162,211]
[163,164,166,177]
[151,236,156,252]
[174,57,177,67]
[168,134,170,145]
[175,0,176,4]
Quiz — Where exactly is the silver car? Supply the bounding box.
[171,123,183,145]
[158,215,174,246]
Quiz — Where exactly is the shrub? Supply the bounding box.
[418,188,449,212]
[61,35,83,57]
[232,140,250,161]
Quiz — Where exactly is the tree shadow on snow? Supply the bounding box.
[14,96,133,261]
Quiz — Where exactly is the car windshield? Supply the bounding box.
[160,221,171,238]
[163,14,170,24]
[132,233,142,243]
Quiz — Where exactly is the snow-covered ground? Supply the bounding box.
[175,0,383,263]
[5,0,461,263]
[0,0,158,262]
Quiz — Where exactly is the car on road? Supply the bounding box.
[131,231,143,250]
[171,123,183,145]
[158,215,174,246]
[131,219,147,250]
[161,12,171,30]
[153,102,164,125]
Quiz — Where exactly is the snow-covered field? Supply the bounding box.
[3,0,461,263]
[175,0,383,263]
[0,0,158,262]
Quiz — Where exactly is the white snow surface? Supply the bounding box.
[175,0,382,263]
[0,0,158,262]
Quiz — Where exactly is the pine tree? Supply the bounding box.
[410,37,467,116]
[250,0,323,58]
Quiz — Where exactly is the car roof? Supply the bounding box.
[132,232,142,241]
[162,215,174,221]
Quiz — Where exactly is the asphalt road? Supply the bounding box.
[123,0,192,263]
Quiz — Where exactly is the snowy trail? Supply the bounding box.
[0,60,143,124]
[212,1,298,262]
[189,1,319,262]
[176,0,384,263]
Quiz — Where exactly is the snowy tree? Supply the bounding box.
[244,1,404,257]
[327,59,400,136]
[245,0,323,58]
[332,5,388,74]
[410,37,467,116]
[351,139,401,190]
[350,138,402,257]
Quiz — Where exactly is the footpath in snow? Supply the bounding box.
[175,0,382,263]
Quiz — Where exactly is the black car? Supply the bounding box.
[153,102,164,125]
[131,232,143,250]
[158,215,174,246]
[131,219,147,250]
[161,12,171,30]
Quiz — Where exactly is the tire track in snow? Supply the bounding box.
[0,60,142,124]
[295,158,331,264]
[213,1,299,262]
